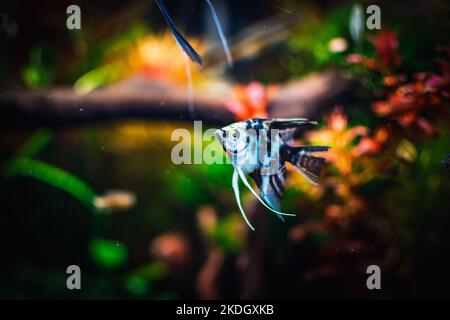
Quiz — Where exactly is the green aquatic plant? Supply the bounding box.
[4,157,96,210]
[3,129,97,210]
[125,262,167,296]
[89,238,129,270]
[13,129,53,158]
[285,5,353,78]
[22,45,58,88]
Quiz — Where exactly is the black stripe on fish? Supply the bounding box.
[249,118,264,131]
[249,170,262,189]
[269,166,286,198]
[264,124,272,158]
[249,166,286,211]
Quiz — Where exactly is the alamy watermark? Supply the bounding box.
[66,265,81,290]
[366,264,381,290]
[171,121,281,175]
[66,5,81,30]
[366,5,381,30]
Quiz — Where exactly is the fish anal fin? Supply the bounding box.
[250,166,287,218]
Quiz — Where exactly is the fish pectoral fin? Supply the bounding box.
[232,168,255,231]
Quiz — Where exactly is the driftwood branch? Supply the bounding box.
[0,70,354,129]
[270,70,355,119]
[0,82,233,128]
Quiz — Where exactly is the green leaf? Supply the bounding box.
[73,61,126,94]
[89,238,128,270]
[3,157,95,209]
[125,276,147,296]
[125,262,167,296]
[14,129,53,158]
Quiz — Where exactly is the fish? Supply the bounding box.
[215,118,330,230]
[155,0,203,67]
[205,0,233,67]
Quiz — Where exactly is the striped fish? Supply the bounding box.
[215,118,330,230]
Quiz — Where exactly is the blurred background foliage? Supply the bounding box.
[0,0,450,299]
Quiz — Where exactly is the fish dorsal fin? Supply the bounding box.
[268,118,318,130]
[267,118,318,146]
[278,127,299,145]
[238,168,294,220]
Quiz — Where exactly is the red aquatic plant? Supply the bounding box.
[370,28,401,68]
[226,82,275,121]
[352,126,389,157]
[372,69,449,135]
[346,53,380,71]
[298,107,391,223]
[306,106,370,175]
[346,28,401,73]
[347,30,449,135]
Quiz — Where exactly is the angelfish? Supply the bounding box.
[215,118,330,230]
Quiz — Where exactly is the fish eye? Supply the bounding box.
[223,127,249,154]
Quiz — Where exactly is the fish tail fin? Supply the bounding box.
[287,146,330,184]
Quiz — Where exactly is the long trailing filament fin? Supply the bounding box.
[206,0,233,67]
[232,168,255,231]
